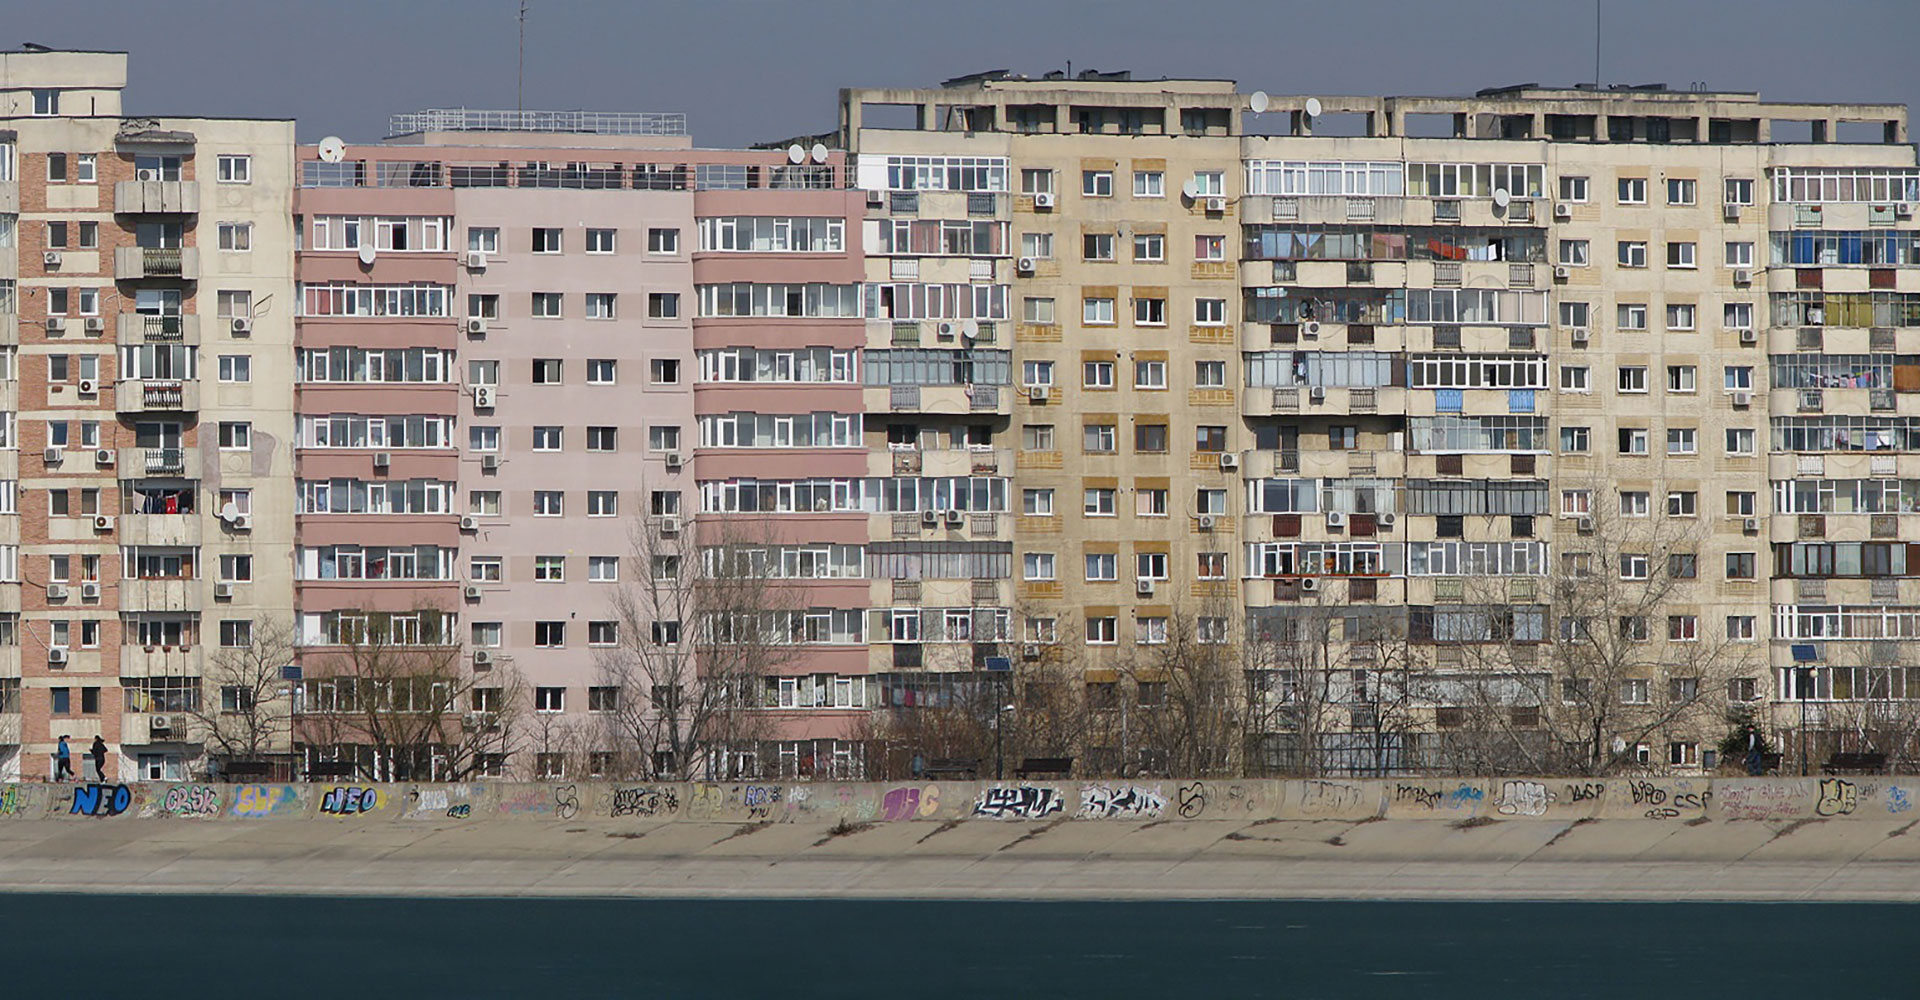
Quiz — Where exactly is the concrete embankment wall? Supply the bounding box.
[1,774,1910,824]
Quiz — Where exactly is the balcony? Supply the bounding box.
[115,379,201,414]
[120,578,205,614]
[114,247,199,281]
[120,514,202,547]
[119,447,200,479]
[114,180,200,215]
[116,313,199,345]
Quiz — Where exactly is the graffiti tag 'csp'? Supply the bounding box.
[609,786,678,818]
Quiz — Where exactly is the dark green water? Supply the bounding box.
[5,894,1913,997]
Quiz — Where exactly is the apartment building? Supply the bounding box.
[0,47,296,780]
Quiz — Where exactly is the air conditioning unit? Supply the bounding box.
[83,317,104,333]
[43,251,62,267]
[1135,577,1156,597]
[42,447,63,464]
[481,455,500,470]
[1197,514,1217,531]
[47,584,68,601]
[1576,516,1596,533]
[1896,203,1913,217]
[1731,391,1752,407]
[48,647,68,664]
[81,582,100,600]
[664,451,684,469]
[1733,269,1753,285]
[464,585,482,600]
[214,582,234,600]
[459,515,479,531]
[137,169,157,181]
[1303,321,1321,338]
[472,386,495,408]
[233,514,252,530]
[1204,196,1226,213]
[149,715,173,737]
[1308,385,1327,402]
[1739,328,1759,345]
[44,317,64,332]
[1724,203,1743,220]
[1570,327,1590,344]
[230,317,252,335]
[1553,265,1571,280]
[95,449,113,466]
[659,515,681,535]
[466,317,489,335]
[866,189,886,206]
[1217,452,1240,470]
[1016,256,1036,273]
[1033,192,1055,209]
[1553,202,1573,220]
[1299,577,1320,593]
[93,515,115,531]
[466,250,488,269]
[1021,644,1042,661]
[1325,511,1347,529]
[1744,518,1761,534]
[77,378,97,395]
[1029,385,1051,403]
[1377,512,1396,530]
[937,321,959,341]
[944,509,964,526]
[921,509,939,526]
[370,452,391,470]
[472,650,494,667]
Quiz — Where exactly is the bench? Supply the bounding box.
[1014,757,1073,779]
[1823,752,1887,775]
[922,757,980,779]
[304,761,361,781]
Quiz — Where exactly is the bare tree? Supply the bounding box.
[1112,598,1244,778]
[1786,638,1920,774]
[1243,590,1416,778]
[295,606,527,780]
[187,616,298,771]
[593,515,794,781]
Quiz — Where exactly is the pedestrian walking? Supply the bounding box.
[54,736,74,782]
[90,736,108,783]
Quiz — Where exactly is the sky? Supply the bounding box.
[7,0,1917,148]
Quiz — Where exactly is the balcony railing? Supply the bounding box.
[114,247,198,281]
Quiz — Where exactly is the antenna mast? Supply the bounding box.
[518,1,529,113]
[1594,0,1602,89]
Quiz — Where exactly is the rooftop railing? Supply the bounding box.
[387,108,686,137]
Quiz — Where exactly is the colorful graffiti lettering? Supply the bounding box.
[1890,787,1913,814]
[1077,783,1167,819]
[741,785,780,819]
[609,786,678,818]
[161,785,221,817]
[973,785,1063,819]
[1816,778,1859,817]
[1495,780,1552,817]
[446,804,472,819]
[231,784,299,818]
[0,785,31,817]
[70,783,131,817]
[319,786,380,815]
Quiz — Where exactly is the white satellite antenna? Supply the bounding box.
[317,136,346,163]
[1303,97,1323,118]
[358,245,377,266]
[1249,91,1270,114]
[787,144,805,164]
[960,319,979,341]
[1181,177,1199,200]
[1493,188,1512,208]
[219,501,240,522]
[810,142,829,164]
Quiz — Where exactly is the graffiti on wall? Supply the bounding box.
[70,783,132,817]
[1495,780,1553,817]
[1077,783,1167,820]
[160,785,221,818]
[1815,778,1860,817]
[1394,783,1483,811]
[973,785,1064,819]
[1178,782,1208,818]
[881,785,941,821]
[230,784,300,818]
[555,784,580,821]
[1297,780,1369,816]
[1889,787,1912,814]
[0,785,32,817]
[1626,780,1710,820]
[1718,782,1804,821]
[609,786,679,818]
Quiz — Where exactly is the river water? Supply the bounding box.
[6,894,1913,997]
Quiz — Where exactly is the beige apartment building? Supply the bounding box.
[0,47,297,780]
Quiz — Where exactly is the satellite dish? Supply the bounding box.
[810,142,830,164]
[1493,188,1512,208]
[960,319,979,340]
[787,143,805,164]
[317,136,346,163]
[219,502,240,522]
[1181,178,1199,200]
[1303,97,1323,118]
[1249,91,1270,114]
[358,244,377,266]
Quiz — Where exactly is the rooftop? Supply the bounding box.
[387,108,687,139]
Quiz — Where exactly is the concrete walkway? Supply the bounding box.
[6,815,1920,900]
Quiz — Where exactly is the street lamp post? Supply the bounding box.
[1797,666,1815,777]
[993,702,1014,780]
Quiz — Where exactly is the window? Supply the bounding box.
[1618,304,1647,330]
[217,355,251,383]
[1023,553,1056,581]
[532,228,562,253]
[1725,428,1755,455]
[534,555,565,582]
[1133,360,1165,388]
[1621,679,1651,704]
[533,491,564,516]
[1023,297,1055,324]
[1558,240,1589,266]
[217,223,252,252]
[1724,178,1754,206]
[1620,491,1650,516]
[1197,552,1227,579]
[1132,423,1166,453]
[1082,233,1115,261]
[217,155,250,184]
[1133,171,1164,197]
[1726,552,1757,579]
[1669,617,1699,643]
[1669,553,1697,579]
[1195,426,1227,452]
[1084,488,1116,516]
[1666,178,1696,205]
[1669,741,1698,767]
[78,222,97,249]
[1020,169,1053,195]
[219,554,252,582]
[534,622,565,648]
[532,426,563,451]
[1083,297,1115,325]
[1132,233,1164,262]
[1560,426,1590,453]
[1082,170,1113,197]
[46,152,67,182]
[1665,303,1696,331]
[32,89,59,116]
[1617,367,1648,393]
[1727,617,1757,641]
[1620,554,1650,580]
[1724,302,1753,329]
[468,556,502,583]
[585,293,617,319]
[1022,232,1054,259]
[535,687,566,712]
[219,620,253,649]
[47,222,68,249]
[585,228,616,254]
[1194,298,1227,325]
[1666,490,1698,516]
[468,228,500,254]
[1666,366,1696,393]
[588,491,618,517]
[648,293,681,319]
[1195,361,1226,387]
[1085,553,1117,581]
[218,422,251,450]
[1724,366,1754,391]
[1726,242,1754,268]
[580,555,618,583]
[533,359,562,384]
[1559,176,1589,202]
[1086,616,1118,644]
[1194,235,1226,261]
[1137,552,1169,580]
[1560,366,1590,392]
[1021,425,1055,451]
[1023,488,1054,516]
[1083,361,1114,389]
[1666,242,1696,269]
[587,426,618,452]
[468,294,499,320]
[648,358,679,385]
[1617,241,1648,268]
[468,426,500,452]
[1133,297,1166,325]
[588,359,617,384]
[645,227,679,254]
[1192,171,1225,197]
[1726,491,1757,517]
[1618,177,1647,204]
[1022,360,1054,387]
[532,292,563,318]
[647,426,680,451]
